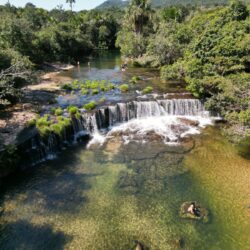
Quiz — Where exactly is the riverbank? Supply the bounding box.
[0,63,74,150]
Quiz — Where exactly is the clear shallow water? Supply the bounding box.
[0,52,250,250]
[57,51,186,107]
[0,127,249,250]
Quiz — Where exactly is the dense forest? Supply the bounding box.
[0,3,123,106]
[0,0,249,140]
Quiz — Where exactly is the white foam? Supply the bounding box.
[105,115,214,144]
[87,132,106,148]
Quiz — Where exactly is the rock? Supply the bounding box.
[177,118,199,127]
[180,201,209,223]
[22,103,33,109]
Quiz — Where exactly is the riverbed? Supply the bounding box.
[0,51,249,250]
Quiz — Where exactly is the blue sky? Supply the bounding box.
[0,0,106,10]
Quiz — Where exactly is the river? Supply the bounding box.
[0,51,249,250]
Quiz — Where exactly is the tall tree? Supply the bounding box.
[128,0,151,34]
[66,0,75,11]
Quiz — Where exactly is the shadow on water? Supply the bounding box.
[0,144,103,215]
[0,220,72,250]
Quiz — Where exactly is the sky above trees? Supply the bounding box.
[0,0,106,10]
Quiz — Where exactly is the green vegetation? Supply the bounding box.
[54,108,63,116]
[119,84,129,92]
[129,76,141,84]
[62,80,116,95]
[142,86,153,94]
[67,106,81,118]
[117,0,250,140]
[0,3,123,108]
[83,101,97,111]
[31,114,71,137]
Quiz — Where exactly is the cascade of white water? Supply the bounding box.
[28,98,212,165]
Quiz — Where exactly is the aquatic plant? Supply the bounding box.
[119,84,129,92]
[92,89,99,95]
[62,79,116,96]
[129,76,141,84]
[84,101,97,111]
[54,108,63,116]
[26,118,36,127]
[67,106,79,115]
[142,86,153,94]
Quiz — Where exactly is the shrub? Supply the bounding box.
[84,101,97,111]
[142,86,153,94]
[119,84,129,92]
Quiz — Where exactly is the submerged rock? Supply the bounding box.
[177,117,200,127]
[180,201,209,223]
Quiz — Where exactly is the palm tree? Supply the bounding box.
[66,0,75,11]
[128,0,151,34]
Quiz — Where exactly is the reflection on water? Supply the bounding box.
[0,127,250,249]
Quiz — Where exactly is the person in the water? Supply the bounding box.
[121,62,128,71]
[187,202,200,217]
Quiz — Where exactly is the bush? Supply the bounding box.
[119,84,129,92]
[84,101,97,111]
[142,86,153,94]
[160,61,185,81]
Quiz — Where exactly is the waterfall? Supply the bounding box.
[20,98,211,167]
[94,99,209,129]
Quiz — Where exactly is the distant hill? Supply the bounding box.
[96,0,129,10]
[96,0,250,9]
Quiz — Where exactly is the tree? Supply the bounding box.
[66,0,75,11]
[128,0,152,34]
